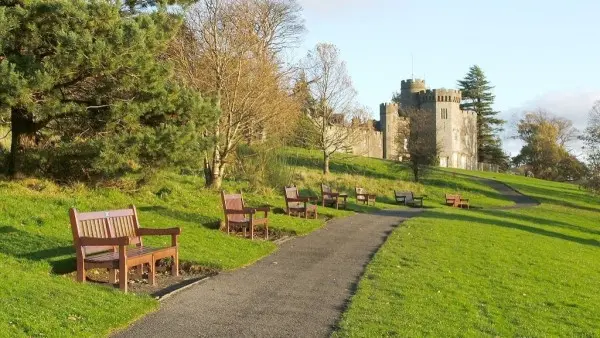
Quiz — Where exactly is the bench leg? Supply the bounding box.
[265,222,269,240]
[76,257,85,283]
[136,264,144,279]
[109,269,117,285]
[171,252,179,277]
[148,261,156,286]
[119,265,128,293]
[119,248,128,292]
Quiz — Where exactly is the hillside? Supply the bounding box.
[336,167,600,336]
[0,148,513,336]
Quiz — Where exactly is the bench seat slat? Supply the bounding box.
[84,246,159,263]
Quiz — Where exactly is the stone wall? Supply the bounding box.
[350,129,384,158]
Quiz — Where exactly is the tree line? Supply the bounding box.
[0,0,367,189]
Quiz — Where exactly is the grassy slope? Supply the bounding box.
[0,148,511,337]
[336,168,600,337]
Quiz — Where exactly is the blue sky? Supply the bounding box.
[294,0,600,156]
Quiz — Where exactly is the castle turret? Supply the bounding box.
[400,79,427,108]
[380,102,399,160]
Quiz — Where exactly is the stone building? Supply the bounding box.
[379,79,478,170]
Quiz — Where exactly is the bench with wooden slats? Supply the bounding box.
[69,205,181,292]
[445,194,470,209]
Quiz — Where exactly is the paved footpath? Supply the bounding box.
[115,208,422,338]
[475,178,539,209]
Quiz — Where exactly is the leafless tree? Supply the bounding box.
[581,101,600,192]
[170,0,305,188]
[396,108,441,182]
[301,42,363,174]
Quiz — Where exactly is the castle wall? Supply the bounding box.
[321,78,478,170]
[380,103,400,160]
[350,129,384,158]
[399,81,478,170]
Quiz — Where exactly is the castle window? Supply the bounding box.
[441,108,448,119]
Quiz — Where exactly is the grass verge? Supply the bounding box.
[335,170,600,336]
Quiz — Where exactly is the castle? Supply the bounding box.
[348,78,478,170]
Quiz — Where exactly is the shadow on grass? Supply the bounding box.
[0,226,76,274]
[422,211,600,248]
[139,206,221,230]
[283,153,403,181]
[479,209,600,237]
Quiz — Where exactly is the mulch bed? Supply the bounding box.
[68,229,294,297]
[70,260,218,298]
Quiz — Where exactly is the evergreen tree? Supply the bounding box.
[0,0,217,180]
[457,65,505,164]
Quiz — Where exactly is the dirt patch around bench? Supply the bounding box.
[68,260,218,298]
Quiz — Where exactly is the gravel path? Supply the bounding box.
[476,178,539,209]
[114,208,423,338]
[114,178,537,338]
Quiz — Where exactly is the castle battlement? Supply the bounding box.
[380,102,399,115]
[401,79,426,90]
[416,88,462,103]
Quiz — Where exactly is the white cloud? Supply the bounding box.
[500,90,600,158]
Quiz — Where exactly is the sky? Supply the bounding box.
[293,0,600,157]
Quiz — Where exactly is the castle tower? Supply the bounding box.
[380,102,399,160]
[400,79,426,108]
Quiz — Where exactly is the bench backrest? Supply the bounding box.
[446,194,461,201]
[69,206,141,255]
[284,186,303,209]
[321,184,336,200]
[221,191,246,222]
[356,187,367,200]
[395,191,414,203]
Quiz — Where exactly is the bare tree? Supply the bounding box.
[396,108,441,182]
[581,101,600,192]
[302,42,362,174]
[171,0,305,188]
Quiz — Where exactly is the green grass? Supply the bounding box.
[0,147,523,336]
[335,169,600,337]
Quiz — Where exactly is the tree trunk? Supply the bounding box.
[323,152,330,174]
[7,108,36,178]
[412,164,419,182]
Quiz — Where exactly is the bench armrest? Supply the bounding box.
[253,206,271,213]
[323,192,339,198]
[137,227,181,236]
[79,236,130,246]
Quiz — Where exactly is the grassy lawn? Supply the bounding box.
[0,148,519,336]
[335,170,600,337]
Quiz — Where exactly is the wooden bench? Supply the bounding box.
[69,205,181,292]
[445,194,470,209]
[355,187,376,205]
[221,191,270,240]
[321,184,348,209]
[284,186,318,219]
[394,191,425,208]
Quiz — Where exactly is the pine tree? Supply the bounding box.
[0,0,217,180]
[457,65,506,164]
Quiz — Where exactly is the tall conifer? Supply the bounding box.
[458,65,506,164]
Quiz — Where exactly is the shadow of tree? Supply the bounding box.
[139,206,221,230]
[0,226,75,274]
[421,211,600,248]
[282,153,403,181]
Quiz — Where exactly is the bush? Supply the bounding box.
[233,144,296,193]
